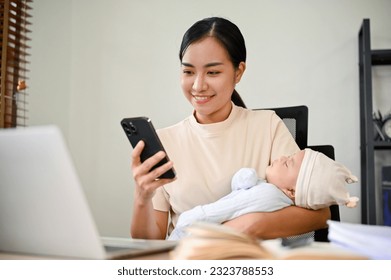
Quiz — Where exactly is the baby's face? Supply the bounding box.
[265,150,305,192]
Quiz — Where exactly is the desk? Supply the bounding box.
[0,251,171,260]
[0,240,367,260]
[261,240,367,260]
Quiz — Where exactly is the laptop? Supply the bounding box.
[0,125,176,259]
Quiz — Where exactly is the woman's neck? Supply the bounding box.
[194,102,233,124]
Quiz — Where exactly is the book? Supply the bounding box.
[169,222,273,260]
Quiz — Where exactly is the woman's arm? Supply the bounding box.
[223,206,330,240]
[130,140,175,239]
[131,196,169,239]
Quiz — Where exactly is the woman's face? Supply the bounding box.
[180,37,245,124]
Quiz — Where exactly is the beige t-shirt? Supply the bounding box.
[153,104,299,234]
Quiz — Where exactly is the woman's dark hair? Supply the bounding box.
[179,17,247,108]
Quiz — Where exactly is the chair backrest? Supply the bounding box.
[256,105,308,149]
[255,105,340,242]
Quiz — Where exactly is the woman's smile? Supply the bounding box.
[192,94,216,104]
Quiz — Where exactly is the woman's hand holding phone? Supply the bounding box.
[131,140,176,201]
[130,139,175,240]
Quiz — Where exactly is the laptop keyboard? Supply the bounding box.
[105,245,135,253]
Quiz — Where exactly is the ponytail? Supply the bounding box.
[231,90,246,108]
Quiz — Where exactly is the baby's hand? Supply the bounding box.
[231,168,258,191]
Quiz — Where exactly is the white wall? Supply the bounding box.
[28,0,391,237]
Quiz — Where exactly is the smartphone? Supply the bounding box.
[120,117,176,179]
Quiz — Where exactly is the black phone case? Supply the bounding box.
[120,117,176,179]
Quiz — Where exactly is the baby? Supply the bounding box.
[168,148,359,240]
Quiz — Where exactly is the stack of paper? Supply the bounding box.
[327,220,391,259]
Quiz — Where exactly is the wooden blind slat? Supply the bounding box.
[0,0,32,128]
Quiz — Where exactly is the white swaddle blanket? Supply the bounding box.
[168,168,292,240]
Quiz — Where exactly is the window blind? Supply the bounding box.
[0,0,32,128]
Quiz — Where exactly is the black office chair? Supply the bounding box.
[260,105,308,149]
[307,145,340,242]
[255,105,340,242]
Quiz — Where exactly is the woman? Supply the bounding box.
[130,17,330,240]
